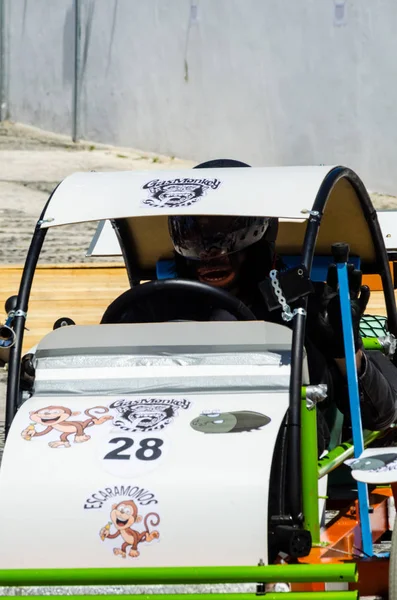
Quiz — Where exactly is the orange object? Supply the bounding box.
[362,261,395,290]
[292,487,392,595]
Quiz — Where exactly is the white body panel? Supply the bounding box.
[377,211,397,251]
[42,166,335,228]
[0,321,294,568]
[87,220,121,257]
[0,391,287,568]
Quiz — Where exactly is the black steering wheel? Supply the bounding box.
[101,279,256,324]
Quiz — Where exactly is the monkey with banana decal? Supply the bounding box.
[100,500,160,558]
[21,405,113,448]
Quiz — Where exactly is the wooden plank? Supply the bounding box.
[0,264,393,354]
[0,265,129,352]
[0,263,125,269]
[366,291,389,316]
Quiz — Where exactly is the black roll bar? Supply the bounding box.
[288,166,397,523]
[3,184,65,434]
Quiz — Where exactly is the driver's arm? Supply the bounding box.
[305,340,397,450]
[331,349,397,431]
[334,349,364,377]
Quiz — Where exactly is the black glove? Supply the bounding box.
[306,263,370,359]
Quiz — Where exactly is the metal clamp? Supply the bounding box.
[305,384,328,410]
[380,333,397,357]
[14,310,27,318]
[300,209,321,218]
[269,270,307,322]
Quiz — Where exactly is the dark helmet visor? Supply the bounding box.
[168,215,270,261]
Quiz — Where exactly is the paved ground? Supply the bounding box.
[0,121,194,265]
[0,121,393,598]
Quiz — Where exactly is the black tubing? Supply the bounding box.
[288,165,397,523]
[5,225,47,433]
[111,218,139,286]
[4,182,59,435]
[287,307,307,522]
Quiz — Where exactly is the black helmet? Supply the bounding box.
[168,159,273,262]
[169,214,271,261]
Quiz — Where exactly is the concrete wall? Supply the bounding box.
[8,0,74,135]
[5,0,397,194]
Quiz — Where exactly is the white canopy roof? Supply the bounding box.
[376,211,397,251]
[87,210,397,257]
[41,166,336,228]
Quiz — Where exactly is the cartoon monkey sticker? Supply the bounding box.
[21,405,113,448]
[100,500,160,558]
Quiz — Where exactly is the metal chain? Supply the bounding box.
[269,269,306,322]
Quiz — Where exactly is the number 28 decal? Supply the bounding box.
[104,437,164,462]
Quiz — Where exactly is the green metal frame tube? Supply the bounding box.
[0,565,357,586]
[17,594,358,600]
[301,398,320,543]
[362,338,383,351]
[318,430,382,479]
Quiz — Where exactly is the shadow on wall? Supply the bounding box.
[63,4,74,85]
[106,0,119,76]
[63,0,96,86]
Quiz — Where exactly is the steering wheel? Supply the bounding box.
[101,279,256,324]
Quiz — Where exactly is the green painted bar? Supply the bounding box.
[0,564,358,586]
[301,399,320,543]
[17,593,358,600]
[317,430,382,479]
[362,338,383,351]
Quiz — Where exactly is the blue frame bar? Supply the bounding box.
[336,261,373,557]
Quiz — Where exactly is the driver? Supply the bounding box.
[168,161,397,455]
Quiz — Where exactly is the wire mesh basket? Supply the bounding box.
[359,314,389,338]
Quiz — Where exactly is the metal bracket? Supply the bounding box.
[300,209,321,218]
[305,384,328,410]
[269,270,307,322]
[380,333,397,357]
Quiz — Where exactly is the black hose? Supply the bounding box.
[287,165,396,523]
[5,225,47,433]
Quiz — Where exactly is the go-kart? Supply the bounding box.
[1,164,397,599]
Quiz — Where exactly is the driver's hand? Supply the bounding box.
[306,263,370,359]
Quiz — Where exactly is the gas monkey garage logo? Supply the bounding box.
[141,177,221,208]
[109,397,191,433]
